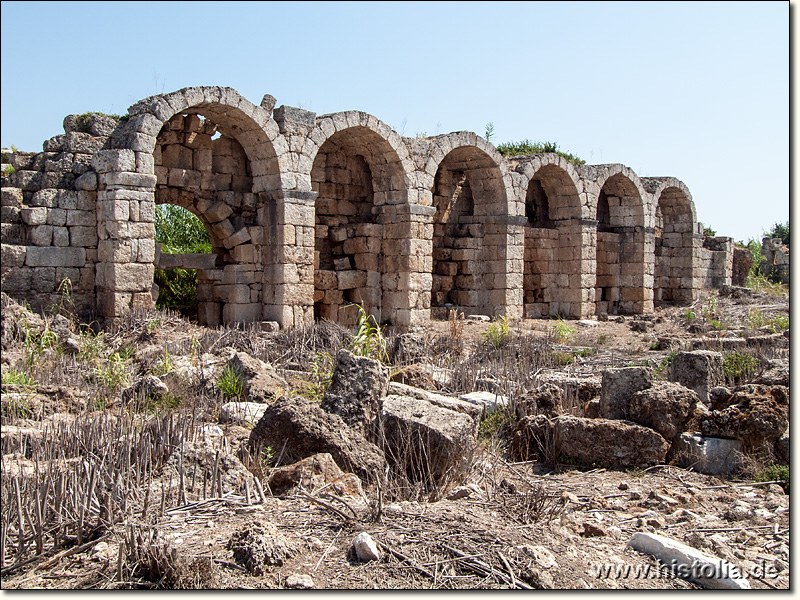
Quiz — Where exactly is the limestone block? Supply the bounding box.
[1,244,26,268]
[30,225,53,246]
[223,302,261,323]
[354,253,379,272]
[333,257,351,270]
[337,270,367,290]
[343,236,379,255]
[103,263,154,292]
[98,199,129,221]
[354,223,382,238]
[66,210,96,227]
[91,149,136,173]
[103,172,157,189]
[168,168,201,189]
[0,266,31,291]
[25,246,86,268]
[1,187,23,207]
[70,226,97,247]
[205,201,233,223]
[20,207,48,225]
[223,227,252,249]
[52,227,69,247]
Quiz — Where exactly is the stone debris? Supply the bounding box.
[249,395,385,483]
[227,520,298,575]
[668,351,723,404]
[321,348,389,434]
[353,532,381,561]
[219,401,269,425]
[458,390,508,412]
[628,532,751,589]
[286,573,315,589]
[379,394,477,486]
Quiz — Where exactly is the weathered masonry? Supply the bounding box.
[0,86,734,329]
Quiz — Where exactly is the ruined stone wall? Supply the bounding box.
[0,86,735,329]
[760,237,789,284]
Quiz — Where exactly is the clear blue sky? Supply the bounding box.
[1,1,788,242]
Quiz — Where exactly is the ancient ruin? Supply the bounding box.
[1,86,735,328]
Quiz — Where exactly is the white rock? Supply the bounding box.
[286,573,314,589]
[458,391,508,412]
[628,532,750,589]
[519,545,558,569]
[466,315,490,322]
[219,401,268,425]
[353,532,381,561]
[577,320,599,327]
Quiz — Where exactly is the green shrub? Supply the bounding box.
[482,316,510,348]
[722,351,758,383]
[155,204,212,316]
[755,463,789,493]
[495,139,585,164]
[217,365,244,400]
[551,318,576,343]
[765,220,789,247]
[478,407,515,441]
[1,369,36,386]
[551,351,574,366]
[349,305,388,362]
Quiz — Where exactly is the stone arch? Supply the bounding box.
[426,136,512,317]
[591,167,649,315]
[643,177,698,305]
[306,118,412,326]
[516,156,585,317]
[96,87,284,325]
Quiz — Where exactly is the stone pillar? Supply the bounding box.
[582,219,599,317]
[93,149,157,319]
[261,189,316,329]
[379,203,435,327]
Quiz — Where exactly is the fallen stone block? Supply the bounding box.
[249,396,385,483]
[671,433,743,476]
[599,367,652,420]
[511,415,669,469]
[378,394,477,488]
[219,401,269,425]
[321,348,388,435]
[669,350,723,404]
[387,381,482,434]
[628,382,702,440]
[628,532,750,589]
[458,390,508,412]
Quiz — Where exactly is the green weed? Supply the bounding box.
[98,352,130,394]
[496,139,585,164]
[755,463,789,494]
[349,305,388,362]
[482,315,510,348]
[2,369,36,387]
[217,365,244,400]
[722,351,758,383]
[552,318,576,343]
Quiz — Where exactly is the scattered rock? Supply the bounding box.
[267,452,364,498]
[511,415,669,469]
[249,396,385,483]
[227,520,298,574]
[581,522,606,537]
[223,350,287,403]
[671,433,743,476]
[121,374,170,404]
[628,532,750,589]
[321,349,388,434]
[628,382,701,440]
[669,351,723,404]
[353,532,381,561]
[390,364,435,390]
[390,333,427,364]
[598,367,652,420]
[286,573,314,589]
[219,401,269,425]
[378,394,476,487]
[458,390,508,412]
[387,381,483,434]
[516,383,563,419]
[774,428,789,465]
[577,320,599,328]
[518,545,558,569]
[700,385,789,452]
